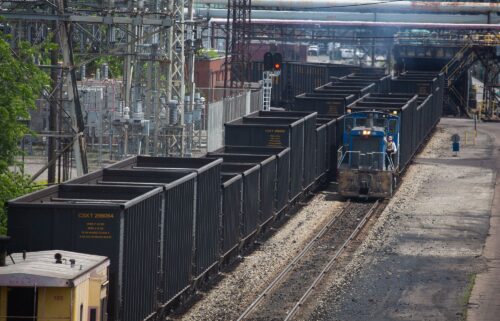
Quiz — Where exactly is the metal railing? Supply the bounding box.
[338,148,396,171]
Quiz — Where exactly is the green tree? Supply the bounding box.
[0,37,49,172]
[0,36,50,234]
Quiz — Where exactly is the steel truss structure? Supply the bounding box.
[223,0,251,91]
[211,21,395,67]
[210,17,499,116]
[1,0,198,182]
[395,31,500,116]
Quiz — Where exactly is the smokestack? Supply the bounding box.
[0,236,11,267]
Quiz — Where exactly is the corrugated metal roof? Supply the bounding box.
[0,250,109,287]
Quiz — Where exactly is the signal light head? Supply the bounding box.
[263,52,274,71]
[272,52,282,71]
[263,52,283,71]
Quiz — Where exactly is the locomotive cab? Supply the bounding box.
[337,111,400,198]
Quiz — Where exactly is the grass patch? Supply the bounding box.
[460,273,476,321]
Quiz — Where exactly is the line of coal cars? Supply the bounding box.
[7,68,443,321]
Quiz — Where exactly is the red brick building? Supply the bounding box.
[195,56,228,102]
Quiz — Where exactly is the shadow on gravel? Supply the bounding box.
[307,206,491,321]
[311,254,485,321]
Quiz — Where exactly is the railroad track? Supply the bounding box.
[236,200,381,321]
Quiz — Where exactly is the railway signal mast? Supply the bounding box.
[262,52,282,111]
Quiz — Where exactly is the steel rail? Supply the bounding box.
[283,200,381,321]
[236,200,353,321]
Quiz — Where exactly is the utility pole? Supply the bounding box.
[48,26,58,184]
[186,0,196,155]
[168,0,186,155]
[56,0,88,176]
[224,0,252,94]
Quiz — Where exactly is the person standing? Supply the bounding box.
[386,135,397,169]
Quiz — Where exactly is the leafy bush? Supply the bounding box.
[0,172,43,235]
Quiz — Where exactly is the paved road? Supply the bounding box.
[467,120,500,321]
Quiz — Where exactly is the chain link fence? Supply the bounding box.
[205,89,262,152]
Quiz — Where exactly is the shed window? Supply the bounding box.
[89,308,97,321]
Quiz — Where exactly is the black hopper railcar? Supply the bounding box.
[5,65,444,320]
[62,168,199,308]
[224,114,307,201]
[106,156,223,282]
[211,146,291,214]
[8,184,164,321]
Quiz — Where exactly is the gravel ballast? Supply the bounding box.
[307,122,495,321]
[177,189,343,321]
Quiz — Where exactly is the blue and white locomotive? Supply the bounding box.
[337,110,400,198]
